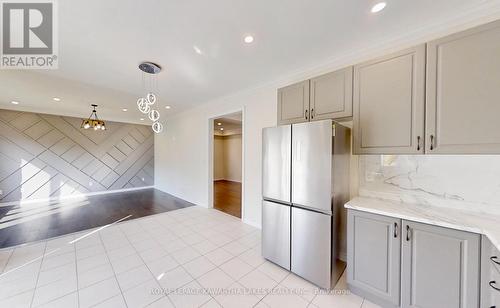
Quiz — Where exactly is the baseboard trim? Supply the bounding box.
[0,186,154,208]
[242,218,261,229]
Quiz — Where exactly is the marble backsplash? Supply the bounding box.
[358,155,500,215]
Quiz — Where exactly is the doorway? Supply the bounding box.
[212,112,242,218]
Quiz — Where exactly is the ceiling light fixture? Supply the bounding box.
[193,46,203,55]
[53,97,61,102]
[137,62,164,134]
[81,104,106,131]
[122,108,128,112]
[217,122,222,126]
[140,118,144,121]
[11,101,19,105]
[244,35,254,44]
[371,2,386,13]
[220,128,224,131]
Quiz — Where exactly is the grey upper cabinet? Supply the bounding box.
[310,67,353,121]
[401,220,480,308]
[277,80,310,125]
[426,20,500,154]
[353,45,426,154]
[347,210,401,308]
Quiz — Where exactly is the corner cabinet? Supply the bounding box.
[277,67,353,125]
[426,20,500,154]
[353,45,426,154]
[347,209,481,308]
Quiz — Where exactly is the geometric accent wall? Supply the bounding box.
[0,109,154,203]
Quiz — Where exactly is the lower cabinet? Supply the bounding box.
[347,210,401,308]
[401,221,480,308]
[347,209,481,308]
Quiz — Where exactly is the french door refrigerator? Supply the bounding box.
[262,119,350,289]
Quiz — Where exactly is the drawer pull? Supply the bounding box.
[491,256,500,266]
[490,281,500,292]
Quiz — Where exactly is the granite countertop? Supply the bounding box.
[345,196,500,252]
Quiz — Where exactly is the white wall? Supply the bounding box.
[213,136,225,181]
[213,134,242,182]
[155,12,500,228]
[155,89,276,227]
[222,134,242,182]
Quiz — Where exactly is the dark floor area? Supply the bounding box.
[0,188,193,248]
[214,180,242,218]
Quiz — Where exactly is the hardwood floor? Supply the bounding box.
[213,180,242,218]
[0,188,193,248]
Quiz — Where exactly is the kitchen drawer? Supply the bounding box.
[481,236,500,307]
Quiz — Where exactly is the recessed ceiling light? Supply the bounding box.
[220,128,224,131]
[193,46,203,55]
[11,101,19,105]
[122,108,128,112]
[53,97,61,102]
[371,2,386,13]
[244,35,254,44]
[165,106,171,109]
[217,122,222,126]
[140,118,144,121]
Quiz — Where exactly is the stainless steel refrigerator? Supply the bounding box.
[262,119,350,289]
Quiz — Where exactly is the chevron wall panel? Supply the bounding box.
[0,109,154,203]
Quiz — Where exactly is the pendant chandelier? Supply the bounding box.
[81,104,106,131]
[137,62,164,133]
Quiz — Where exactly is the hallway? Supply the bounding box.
[213,180,242,218]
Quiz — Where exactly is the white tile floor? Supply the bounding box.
[0,206,379,308]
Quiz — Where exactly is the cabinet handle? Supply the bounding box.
[491,256,500,266]
[490,281,500,292]
[430,135,435,150]
[406,225,411,241]
[311,108,314,119]
[417,136,421,151]
[305,110,309,120]
[394,222,398,238]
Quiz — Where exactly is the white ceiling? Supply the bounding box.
[1,0,499,123]
[214,113,242,136]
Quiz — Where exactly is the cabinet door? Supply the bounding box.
[353,45,425,154]
[426,20,500,154]
[402,221,480,308]
[277,80,310,125]
[310,67,353,121]
[347,210,401,308]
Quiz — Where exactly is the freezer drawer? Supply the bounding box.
[262,200,290,270]
[292,120,332,214]
[262,125,292,203]
[291,207,332,289]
